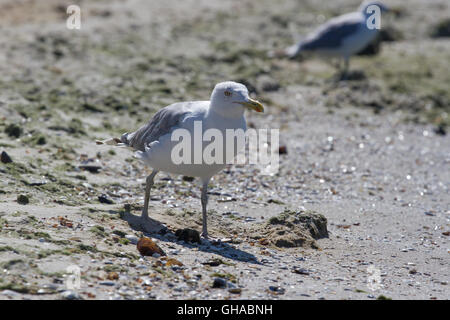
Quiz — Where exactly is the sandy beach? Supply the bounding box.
[0,0,449,300]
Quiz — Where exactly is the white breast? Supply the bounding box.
[137,108,247,181]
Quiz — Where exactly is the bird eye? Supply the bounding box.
[224,91,232,97]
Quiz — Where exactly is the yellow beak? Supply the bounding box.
[239,98,264,113]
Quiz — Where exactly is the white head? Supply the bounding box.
[209,81,264,118]
[359,1,389,15]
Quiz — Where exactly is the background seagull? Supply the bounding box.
[97,81,264,239]
[284,1,389,74]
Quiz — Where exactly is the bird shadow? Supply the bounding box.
[331,69,367,83]
[117,209,261,265]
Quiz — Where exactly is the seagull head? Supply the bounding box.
[359,1,389,14]
[210,81,264,118]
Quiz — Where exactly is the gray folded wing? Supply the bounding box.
[121,102,193,152]
[291,15,362,56]
[303,22,361,50]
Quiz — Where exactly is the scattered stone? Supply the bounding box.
[107,272,119,280]
[1,290,20,297]
[35,135,47,145]
[267,199,285,205]
[175,228,201,244]
[61,290,82,300]
[78,165,102,173]
[228,288,242,294]
[5,124,22,138]
[137,237,166,256]
[268,286,285,295]
[182,176,195,182]
[292,267,310,275]
[166,258,183,267]
[98,194,114,204]
[278,145,288,155]
[17,194,29,205]
[125,234,139,244]
[212,277,227,289]
[300,293,311,297]
[1,151,12,164]
[22,177,47,186]
[37,284,58,295]
[202,258,223,267]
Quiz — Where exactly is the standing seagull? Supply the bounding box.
[284,1,388,74]
[97,82,264,239]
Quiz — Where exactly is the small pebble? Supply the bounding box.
[61,290,82,300]
[136,237,166,256]
[98,194,114,204]
[269,286,285,295]
[166,258,183,267]
[79,165,102,173]
[292,267,310,275]
[125,234,139,244]
[1,290,20,297]
[1,151,13,164]
[5,124,22,138]
[202,258,223,267]
[17,194,29,205]
[278,145,288,154]
[212,278,227,289]
[228,288,242,294]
